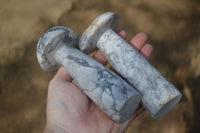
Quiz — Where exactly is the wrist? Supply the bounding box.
[43,122,67,133]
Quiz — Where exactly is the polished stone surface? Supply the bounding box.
[80,12,119,54]
[79,12,182,119]
[37,26,142,122]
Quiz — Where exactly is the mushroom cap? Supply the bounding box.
[79,12,119,54]
[37,26,79,72]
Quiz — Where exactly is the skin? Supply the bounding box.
[44,31,153,133]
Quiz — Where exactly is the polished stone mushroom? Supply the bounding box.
[36,26,142,122]
[79,12,182,119]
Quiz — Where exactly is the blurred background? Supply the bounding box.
[0,0,200,132]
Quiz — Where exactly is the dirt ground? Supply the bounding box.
[0,0,200,133]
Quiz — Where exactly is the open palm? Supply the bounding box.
[44,31,153,133]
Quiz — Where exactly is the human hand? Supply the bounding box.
[44,31,153,133]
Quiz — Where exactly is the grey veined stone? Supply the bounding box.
[36,26,142,123]
[79,12,182,119]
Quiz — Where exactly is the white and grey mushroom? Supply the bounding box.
[36,26,142,123]
[79,12,182,119]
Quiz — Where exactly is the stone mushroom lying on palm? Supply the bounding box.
[36,26,142,123]
[79,12,182,119]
